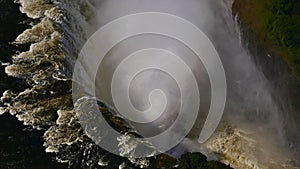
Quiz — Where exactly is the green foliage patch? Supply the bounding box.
[177,152,233,169]
[265,0,300,75]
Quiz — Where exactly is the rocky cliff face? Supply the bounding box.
[232,0,300,163]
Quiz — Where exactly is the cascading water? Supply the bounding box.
[0,0,299,168]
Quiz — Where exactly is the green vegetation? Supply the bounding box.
[233,0,300,79]
[155,152,233,169]
[177,152,233,169]
[178,152,207,169]
[266,0,300,75]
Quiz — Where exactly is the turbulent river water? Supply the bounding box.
[0,0,299,168]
